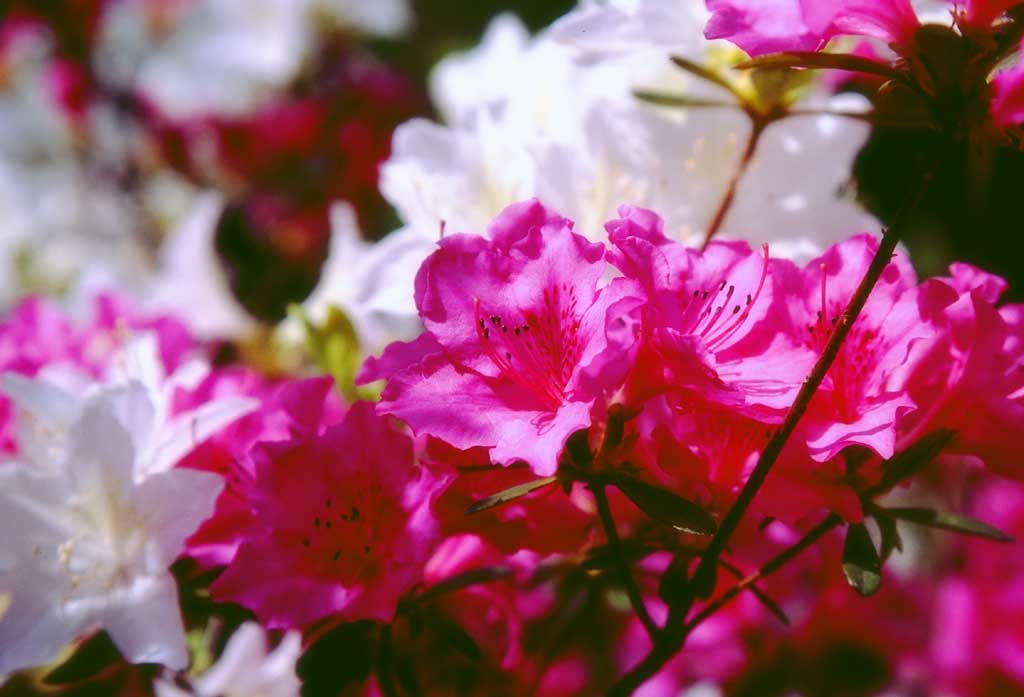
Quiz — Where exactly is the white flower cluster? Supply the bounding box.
[0,336,254,674]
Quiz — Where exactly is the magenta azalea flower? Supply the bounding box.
[606,205,811,414]
[704,0,920,57]
[361,200,643,476]
[904,264,1024,478]
[785,234,928,461]
[177,373,345,567]
[211,402,443,628]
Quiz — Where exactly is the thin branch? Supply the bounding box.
[685,514,841,632]
[701,118,766,250]
[688,225,905,596]
[591,482,660,642]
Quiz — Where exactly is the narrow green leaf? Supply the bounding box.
[736,51,904,82]
[842,523,882,597]
[866,429,955,497]
[670,55,745,99]
[612,475,717,535]
[633,89,736,110]
[417,566,513,602]
[875,514,903,563]
[464,475,558,515]
[884,507,1014,543]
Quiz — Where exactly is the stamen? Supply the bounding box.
[705,243,770,348]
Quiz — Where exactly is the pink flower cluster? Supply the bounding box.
[361,201,1023,523]
[4,203,1022,696]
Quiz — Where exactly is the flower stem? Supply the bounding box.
[700,118,766,250]
[684,514,841,632]
[591,481,660,642]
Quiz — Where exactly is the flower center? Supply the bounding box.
[805,266,879,421]
[679,243,769,351]
[298,486,394,582]
[474,282,584,410]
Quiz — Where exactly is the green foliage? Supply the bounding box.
[611,474,717,536]
[842,523,882,597]
[464,475,559,515]
[290,304,377,401]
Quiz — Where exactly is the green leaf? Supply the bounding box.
[289,304,364,400]
[464,475,559,515]
[736,51,905,82]
[875,514,903,563]
[670,55,746,99]
[883,507,1014,543]
[842,523,882,597]
[633,89,737,110]
[417,566,513,602]
[907,24,970,96]
[611,475,717,535]
[564,429,594,468]
[865,429,955,497]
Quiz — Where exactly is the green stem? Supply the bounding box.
[591,482,660,642]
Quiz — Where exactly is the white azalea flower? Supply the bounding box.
[383,3,876,260]
[315,0,413,38]
[97,0,309,119]
[0,380,225,673]
[154,622,301,697]
[299,202,430,352]
[145,192,256,342]
[0,27,149,309]
[547,0,711,58]
[2,334,257,480]
[97,0,414,120]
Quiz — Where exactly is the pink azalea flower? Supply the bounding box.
[606,205,812,414]
[784,234,928,463]
[903,264,1024,479]
[930,478,1024,696]
[704,0,921,57]
[361,200,643,476]
[211,401,443,629]
[176,372,345,567]
[422,534,536,673]
[631,392,863,522]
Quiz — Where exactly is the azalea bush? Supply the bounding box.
[1,1,1023,697]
